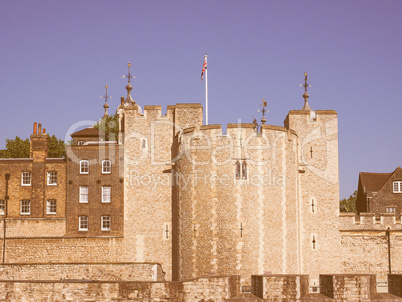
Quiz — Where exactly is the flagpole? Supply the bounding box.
[205,54,208,125]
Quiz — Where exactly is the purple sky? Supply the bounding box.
[1,1,401,199]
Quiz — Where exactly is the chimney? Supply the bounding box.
[30,122,48,160]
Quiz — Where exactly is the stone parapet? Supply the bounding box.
[320,274,376,301]
[339,213,402,230]
[251,274,309,301]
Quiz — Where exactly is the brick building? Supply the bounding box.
[66,127,124,237]
[356,167,402,215]
[0,123,66,220]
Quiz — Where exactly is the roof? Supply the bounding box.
[359,172,392,192]
[71,127,99,138]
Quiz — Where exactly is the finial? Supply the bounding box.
[122,62,135,105]
[101,84,111,116]
[300,72,312,111]
[123,61,135,85]
[258,99,269,126]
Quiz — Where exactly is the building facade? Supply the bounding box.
[356,167,402,215]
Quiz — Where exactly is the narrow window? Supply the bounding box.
[102,160,111,174]
[242,161,247,179]
[79,186,88,203]
[101,216,111,231]
[235,161,241,179]
[21,172,31,186]
[393,181,402,193]
[0,200,5,215]
[79,216,88,231]
[20,200,30,215]
[102,186,111,203]
[142,139,147,149]
[80,160,89,174]
[47,171,57,185]
[47,199,57,214]
[312,236,316,250]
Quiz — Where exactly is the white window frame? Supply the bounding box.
[79,216,88,231]
[80,160,89,174]
[393,181,402,193]
[386,207,396,213]
[21,172,31,186]
[102,186,111,203]
[101,216,111,231]
[20,200,30,215]
[47,171,57,186]
[0,200,5,215]
[79,186,88,203]
[46,199,57,214]
[102,160,111,174]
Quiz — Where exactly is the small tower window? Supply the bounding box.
[235,161,241,179]
[242,161,247,179]
[142,139,147,149]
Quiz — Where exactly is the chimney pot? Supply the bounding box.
[38,123,42,134]
[43,128,46,134]
[33,122,37,134]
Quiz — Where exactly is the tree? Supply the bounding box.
[0,135,65,158]
[340,190,357,213]
[93,114,119,141]
[47,135,66,158]
[0,136,30,158]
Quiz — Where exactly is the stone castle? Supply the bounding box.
[0,68,401,301]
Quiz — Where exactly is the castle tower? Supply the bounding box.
[175,120,300,284]
[118,62,203,280]
[284,73,341,285]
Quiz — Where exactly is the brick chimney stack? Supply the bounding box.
[30,122,49,218]
[30,122,48,160]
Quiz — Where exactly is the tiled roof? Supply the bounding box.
[71,127,99,137]
[359,172,392,192]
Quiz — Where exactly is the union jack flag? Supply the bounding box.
[201,55,207,81]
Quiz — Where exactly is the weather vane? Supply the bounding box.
[122,61,135,85]
[100,84,111,104]
[258,99,269,125]
[300,72,311,93]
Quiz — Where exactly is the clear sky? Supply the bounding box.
[1,0,401,199]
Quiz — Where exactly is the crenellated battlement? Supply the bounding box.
[339,212,402,230]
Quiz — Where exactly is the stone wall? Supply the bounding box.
[338,213,402,281]
[320,274,376,301]
[0,218,66,237]
[251,274,309,300]
[0,275,239,302]
[0,237,127,264]
[389,274,402,298]
[0,263,165,281]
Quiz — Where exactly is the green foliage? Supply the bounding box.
[47,135,66,158]
[340,190,357,213]
[0,135,65,158]
[93,114,119,141]
[0,136,30,158]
